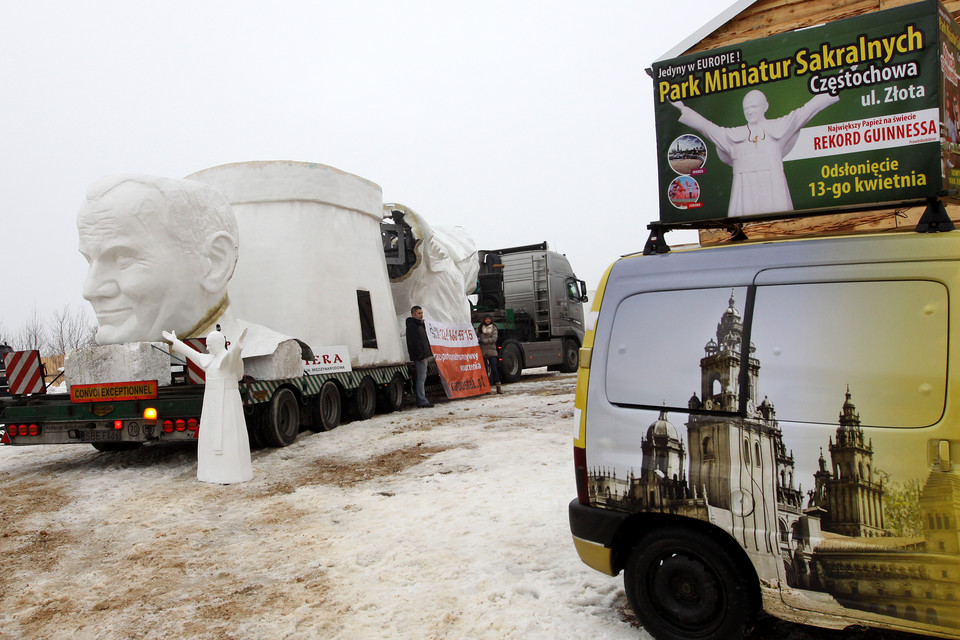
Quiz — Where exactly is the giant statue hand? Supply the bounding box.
[162,330,177,343]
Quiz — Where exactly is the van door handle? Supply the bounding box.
[940,440,951,472]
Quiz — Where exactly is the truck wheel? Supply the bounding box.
[350,376,377,421]
[91,442,143,452]
[310,381,341,432]
[624,528,756,640]
[559,338,579,373]
[499,343,523,383]
[376,374,405,413]
[263,388,300,447]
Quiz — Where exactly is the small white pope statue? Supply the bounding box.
[163,327,253,484]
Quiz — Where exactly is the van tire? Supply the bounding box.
[263,388,300,447]
[499,343,522,383]
[624,528,755,640]
[310,381,341,432]
[559,338,579,373]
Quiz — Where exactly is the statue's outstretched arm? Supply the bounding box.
[162,330,209,368]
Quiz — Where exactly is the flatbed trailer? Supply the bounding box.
[0,361,410,451]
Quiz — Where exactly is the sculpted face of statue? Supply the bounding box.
[77,176,239,344]
[741,90,769,126]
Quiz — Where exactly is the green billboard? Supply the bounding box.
[652,0,958,224]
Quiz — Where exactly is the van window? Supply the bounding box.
[750,280,947,428]
[606,287,748,411]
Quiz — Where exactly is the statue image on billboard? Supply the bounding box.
[77,174,294,362]
[163,327,253,484]
[670,90,839,217]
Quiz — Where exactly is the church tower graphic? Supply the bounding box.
[809,388,885,537]
[687,292,765,512]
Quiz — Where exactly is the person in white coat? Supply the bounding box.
[163,326,253,484]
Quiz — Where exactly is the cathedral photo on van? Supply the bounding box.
[588,293,960,628]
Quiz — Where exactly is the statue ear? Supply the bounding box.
[200,232,238,294]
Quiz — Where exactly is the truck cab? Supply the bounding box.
[472,242,587,382]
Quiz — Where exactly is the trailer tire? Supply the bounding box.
[376,374,405,413]
[91,442,143,452]
[263,387,300,447]
[499,343,523,383]
[559,338,579,373]
[310,380,341,432]
[244,405,264,449]
[350,376,377,421]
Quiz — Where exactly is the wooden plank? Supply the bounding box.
[696,204,960,245]
[689,0,878,53]
[682,0,960,55]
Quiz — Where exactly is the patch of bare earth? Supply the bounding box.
[0,437,457,640]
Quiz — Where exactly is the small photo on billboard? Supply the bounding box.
[668,175,701,209]
[668,134,707,175]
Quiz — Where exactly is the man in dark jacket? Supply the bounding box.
[405,306,433,408]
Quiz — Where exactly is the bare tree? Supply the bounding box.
[13,307,48,354]
[48,304,97,354]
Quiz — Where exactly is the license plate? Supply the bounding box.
[79,430,122,442]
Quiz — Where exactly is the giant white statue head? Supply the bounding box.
[77,175,239,344]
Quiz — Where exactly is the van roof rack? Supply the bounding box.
[644,196,956,255]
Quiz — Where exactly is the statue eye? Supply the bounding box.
[113,250,140,269]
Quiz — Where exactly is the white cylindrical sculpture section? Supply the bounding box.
[186,161,404,367]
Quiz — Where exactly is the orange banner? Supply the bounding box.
[425,320,490,398]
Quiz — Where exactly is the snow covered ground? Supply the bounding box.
[0,372,918,640]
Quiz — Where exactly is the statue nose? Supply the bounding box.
[82,262,120,300]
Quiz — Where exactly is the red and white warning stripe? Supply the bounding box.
[3,350,46,395]
[184,338,207,384]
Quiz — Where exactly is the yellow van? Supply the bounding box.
[570,230,960,639]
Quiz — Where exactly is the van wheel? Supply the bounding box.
[263,388,300,447]
[350,376,377,421]
[559,338,579,373]
[499,343,522,383]
[310,381,341,432]
[376,374,405,413]
[624,528,755,640]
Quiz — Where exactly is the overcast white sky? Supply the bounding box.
[1,0,732,335]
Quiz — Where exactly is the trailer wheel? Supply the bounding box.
[310,380,341,432]
[263,387,300,447]
[244,405,265,449]
[499,343,523,383]
[559,338,579,373]
[350,376,377,421]
[91,442,143,452]
[376,374,405,413]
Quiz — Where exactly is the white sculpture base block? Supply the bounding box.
[65,343,172,387]
[242,339,303,380]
